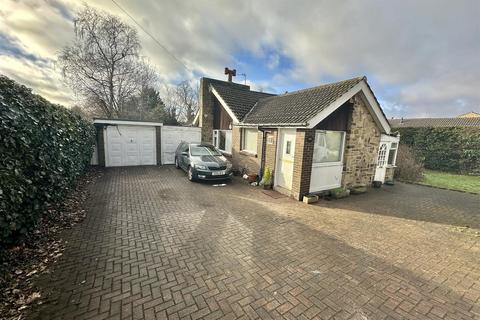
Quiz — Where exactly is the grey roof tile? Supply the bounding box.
[389,118,480,128]
[242,77,365,125]
[211,84,275,121]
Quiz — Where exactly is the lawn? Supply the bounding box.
[420,170,480,194]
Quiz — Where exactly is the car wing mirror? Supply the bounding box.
[181,151,189,156]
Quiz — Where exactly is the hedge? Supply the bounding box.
[397,127,480,175]
[0,75,95,245]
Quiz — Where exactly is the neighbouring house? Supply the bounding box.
[389,115,480,175]
[389,117,480,128]
[195,76,399,200]
[458,111,480,118]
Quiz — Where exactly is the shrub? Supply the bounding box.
[0,75,95,246]
[398,127,480,175]
[394,144,424,182]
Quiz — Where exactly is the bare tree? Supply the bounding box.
[163,80,198,124]
[58,6,155,118]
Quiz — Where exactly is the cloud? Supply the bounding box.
[0,0,478,117]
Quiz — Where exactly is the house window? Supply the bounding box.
[286,141,292,155]
[387,142,398,165]
[377,143,387,167]
[312,131,345,163]
[213,129,232,154]
[241,128,258,154]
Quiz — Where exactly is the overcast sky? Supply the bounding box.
[1,0,479,118]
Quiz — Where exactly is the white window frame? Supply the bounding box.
[377,143,388,167]
[241,128,258,154]
[212,129,232,154]
[311,130,346,168]
[387,142,398,166]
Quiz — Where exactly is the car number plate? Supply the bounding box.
[212,170,225,176]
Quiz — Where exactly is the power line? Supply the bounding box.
[110,0,192,74]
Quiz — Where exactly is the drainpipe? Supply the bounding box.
[259,128,268,178]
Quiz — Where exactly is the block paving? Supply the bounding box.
[31,166,480,319]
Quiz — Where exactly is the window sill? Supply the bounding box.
[240,150,257,157]
[312,161,343,168]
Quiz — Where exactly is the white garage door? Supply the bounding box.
[161,126,201,164]
[105,125,156,167]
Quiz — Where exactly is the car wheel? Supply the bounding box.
[187,166,195,182]
[175,157,180,169]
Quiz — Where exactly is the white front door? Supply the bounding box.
[309,130,345,192]
[275,129,296,190]
[105,125,156,167]
[374,143,388,182]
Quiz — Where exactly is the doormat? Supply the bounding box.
[262,189,287,199]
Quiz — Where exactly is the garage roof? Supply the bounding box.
[93,119,163,126]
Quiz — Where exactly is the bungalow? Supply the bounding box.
[195,76,399,200]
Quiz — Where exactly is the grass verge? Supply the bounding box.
[420,170,480,194]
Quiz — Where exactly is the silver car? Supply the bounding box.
[175,142,233,181]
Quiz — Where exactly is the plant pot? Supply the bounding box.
[350,185,367,194]
[372,181,382,188]
[330,188,350,199]
[303,195,319,204]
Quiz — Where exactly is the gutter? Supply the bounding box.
[237,122,308,127]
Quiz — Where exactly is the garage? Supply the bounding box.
[161,126,201,164]
[105,125,156,167]
[93,119,201,167]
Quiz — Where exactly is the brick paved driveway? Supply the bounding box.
[317,182,480,229]
[32,167,480,319]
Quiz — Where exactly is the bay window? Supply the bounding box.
[312,131,345,164]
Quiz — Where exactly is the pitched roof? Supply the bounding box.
[242,77,365,125]
[210,84,275,121]
[458,111,480,118]
[389,117,480,128]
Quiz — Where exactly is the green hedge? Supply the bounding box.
[0,75,95,245]
[397,127,480,175]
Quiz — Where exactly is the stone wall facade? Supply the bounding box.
[341,94,381,188]
[230,127,262,175]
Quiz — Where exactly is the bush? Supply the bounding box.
[398,127,480,175]
[394,144,424,182]
[0,75,95,246]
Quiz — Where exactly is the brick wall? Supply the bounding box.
[264,129,278,174]
[95,124,105,166]
[198,78,250,143]
[291,129,315,200]
[198,78,214,143]
[341,94,381,188]
[230,126,262,174]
